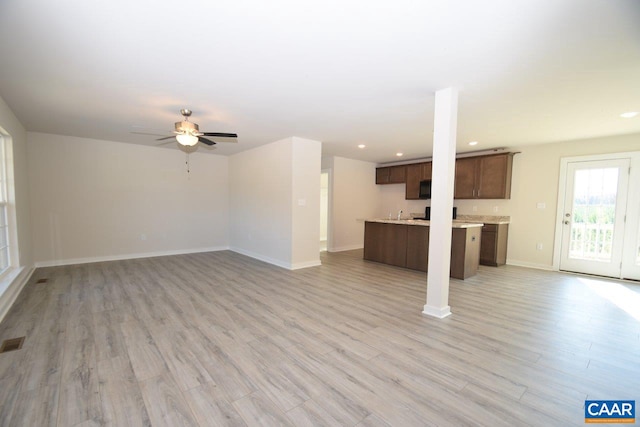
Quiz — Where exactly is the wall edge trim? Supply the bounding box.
[328,244,363,253]
[506,259,554,271]
[0,266,35,323]
[229,246,292,270]
[34,246,230,268]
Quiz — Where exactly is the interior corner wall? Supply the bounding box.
[229,137,322,270]
[229,138,294,268]
[27,132,229,265]
[327,156,379,252]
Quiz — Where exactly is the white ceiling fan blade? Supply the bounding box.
[131,131,169,137]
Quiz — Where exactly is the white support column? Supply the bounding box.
[423,87,459,319]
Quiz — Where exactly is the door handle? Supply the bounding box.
[564,220,570,225]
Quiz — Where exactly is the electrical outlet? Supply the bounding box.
[536,243,543,250]
[493,206,499,213]
[140,234,147,241]
[537,202,546,209]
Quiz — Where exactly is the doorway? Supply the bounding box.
[556,153,640,280]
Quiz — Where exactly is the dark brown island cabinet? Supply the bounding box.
[479,223,509,266]
[364,221,482,279]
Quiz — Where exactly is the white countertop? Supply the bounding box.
[367,219,484,228]
[455,214,510,224]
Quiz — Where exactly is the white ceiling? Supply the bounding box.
[1,0,639,164]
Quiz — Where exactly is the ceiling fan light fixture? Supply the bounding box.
[176,133,199,146]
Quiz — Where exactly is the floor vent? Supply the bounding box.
[36,278,48,284]
[0,337,25,353]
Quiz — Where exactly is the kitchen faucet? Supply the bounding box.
[397,210,403,220]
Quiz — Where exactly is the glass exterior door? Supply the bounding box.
[559,159,630,277]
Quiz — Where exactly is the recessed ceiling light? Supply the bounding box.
[620,111,638,118]
[468,141,478,146]
[396,152,403,157]
[358,144,366,149]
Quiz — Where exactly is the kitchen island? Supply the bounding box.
[363,219,484,279]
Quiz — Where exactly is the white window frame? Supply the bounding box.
[0,133,16,280]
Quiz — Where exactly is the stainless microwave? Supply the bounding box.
[419,180,431,199]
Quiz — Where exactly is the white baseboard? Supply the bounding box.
[229,247,321,271]
[290,260,322,270]
[328,244,363,253]
[34,246,230,268]
[505,259,554,271]
[229,247,292,269]
[422,304,452,319]
[0,266,35,323]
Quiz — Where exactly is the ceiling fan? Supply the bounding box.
[156,109,238,147]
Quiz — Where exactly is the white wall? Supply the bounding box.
[230,137,321,269]
[291,139,322,267]
[0,95,34,321]
[372,132,640,269]
[324,156,379,252]
[28,132,229,265]
[377,184,432,219]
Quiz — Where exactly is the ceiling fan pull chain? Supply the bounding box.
[186,152,190,179]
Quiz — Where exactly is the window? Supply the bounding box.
[0,136,10,276]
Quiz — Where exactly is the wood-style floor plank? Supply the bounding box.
[232,390,295,427]
[57,338,103,427]
[96,355,151,427]
[0,372,24,427]
[0,249,638,426]
[11,384,59,427]
[150,328,213,392]
[184,383,247,427]
[139,373,199,427]
[119,320,167,382]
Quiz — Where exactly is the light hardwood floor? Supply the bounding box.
[0,249,639,426]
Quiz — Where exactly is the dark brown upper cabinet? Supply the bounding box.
[454,153,515,199]
[405,162,433,199]
[376,152,515,200]
[453,157,476,199]
[376,165,407,184]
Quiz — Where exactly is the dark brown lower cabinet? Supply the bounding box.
[406,225,429,271]
[364,222,481,279]
[363,222,407,268]
[479,224,509,266]
[450,228,481,279]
